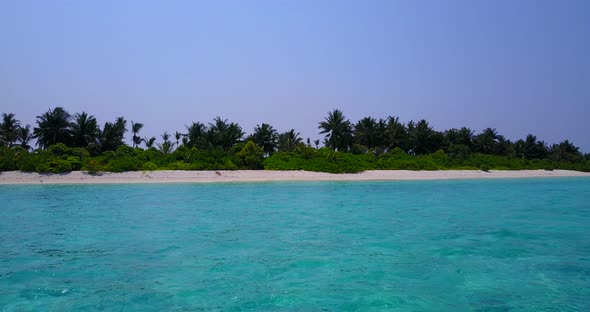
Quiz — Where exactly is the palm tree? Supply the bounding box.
[495,135,512,156]
[474,128,499,155]
[0,113,21,147]
[353,116,379,149]
[185,122,208,149]
[99,117,127,151]
[444,128,460,146]
[252,123,278,156]
[157,132,174,155]
[17,125,33,150]
[444,127,474,154]
[225,122,244,152]
[145,136,156,149]
[550,140,581,162]
[407,119,441,155]
[383,116,407,152]
[209,117,244,151]
[277,129,302,152]
[513,139,525,158]
[131,121,144,148]
[522,134,548,159]
[375,118,387,148]
[209,117,228,149]
[174,131,183,148]
[318,109,352,151]
[33,107,72,149]
[457,127,474,148]
[115,117,127,134]
[71,112,99,147]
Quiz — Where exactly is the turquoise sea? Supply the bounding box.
[1,178,589,311]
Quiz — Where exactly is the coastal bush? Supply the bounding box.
[18,155,37,172]
[351,144,368,155]
[375,149,440,170]
[479,164,491,172]
[141,161,158,171]
[556,161,590,172]
[464,154,526,170]
[54,160,73,173]
[116,145,136,157]
[447,144,471,161]
[36,159,73,173]
[101,151,117,163]
[0,147,18,171]
[236,141,264,169]
[299,146,315,159]
[83,159,105,175]
[48,143,69,157]
[1,142,589,174]
[86,142,102,157]
[107,157,141,172]
[70,147,90,159]
[166,161,192,170]
[221,159,239,170]
[264,150,370,173]
[428,150,452,168]
[66,156,82,170]
[449,166,479,170]
[2,107,589,175]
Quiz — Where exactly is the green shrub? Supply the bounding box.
[107,157,141,172]
[66,156,82,170]
[116,145,136,157]
[18,156,37,172]
[264,150,369,173]
[166,161,191,170]
[447,144,471,161]
[48,143,69,156]
[351,144,368,155]
[0,147,17,171]
[141,161,158,171]
[450,166,479,170]
[70,147,90,158]
[56,160,73,173]
[479,164,491,172]
[86,143,102,156]
[102,151,116,162]
[2,142,589,174]
[299,146,316,159]
[220,159,238,170]
[236,141,264,169]
[37,159,73,173]
[83,159,105,175]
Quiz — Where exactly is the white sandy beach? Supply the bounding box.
[0,169,589,184]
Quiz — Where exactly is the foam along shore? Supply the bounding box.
[0,169,589,184]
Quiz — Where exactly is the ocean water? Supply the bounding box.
[1,178,589,311]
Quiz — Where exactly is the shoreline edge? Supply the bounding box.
[1,169,590,185]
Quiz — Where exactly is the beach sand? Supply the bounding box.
[0,169,589,184]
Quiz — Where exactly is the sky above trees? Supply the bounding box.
[1,0,588,151]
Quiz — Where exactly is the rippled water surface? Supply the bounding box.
[1,178,590,311]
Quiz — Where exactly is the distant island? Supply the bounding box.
[1,108,589,174]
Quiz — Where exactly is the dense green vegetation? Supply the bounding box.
[1,108,589,174]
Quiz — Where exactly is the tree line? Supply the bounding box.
[0,107,588,173]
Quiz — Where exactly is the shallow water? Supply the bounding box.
[1,178,589,311]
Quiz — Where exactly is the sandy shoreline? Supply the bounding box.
[0,169,589,184]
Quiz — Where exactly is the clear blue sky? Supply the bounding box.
[1,0,589,151]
